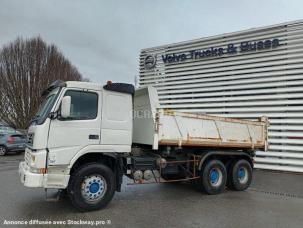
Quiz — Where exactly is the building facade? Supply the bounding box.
[139,20,303,172]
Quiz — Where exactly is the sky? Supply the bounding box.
[0,0,302,84]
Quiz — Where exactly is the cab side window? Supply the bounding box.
[64,90,98,120]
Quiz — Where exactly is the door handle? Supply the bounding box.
[89,135,99,140]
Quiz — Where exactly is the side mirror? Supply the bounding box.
[61,96,71,118]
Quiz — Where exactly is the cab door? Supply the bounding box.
[47,89,102,165]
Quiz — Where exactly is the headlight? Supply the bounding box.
[31,155,36,163]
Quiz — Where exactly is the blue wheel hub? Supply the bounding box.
[210,169,219,184]
[89,182,100,193]
[238,168,245,180]
[237,166,249,184]
[81,175,107,202]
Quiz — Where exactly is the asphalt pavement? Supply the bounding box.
[1,153,303,228]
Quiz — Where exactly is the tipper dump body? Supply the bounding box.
[133,86,268,151]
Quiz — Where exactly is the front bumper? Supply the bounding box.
[19,161,70,189]
[19,161,44,187]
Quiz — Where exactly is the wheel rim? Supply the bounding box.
[0,147,6,156]
[81,174,107,203]
[209,168,223,187]
[237,167,248,184]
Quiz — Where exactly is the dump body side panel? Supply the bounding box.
[157,110,268,150]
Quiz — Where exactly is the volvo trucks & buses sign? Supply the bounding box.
[144,38,280,69]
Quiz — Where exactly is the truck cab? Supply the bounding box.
[19,81,133,203]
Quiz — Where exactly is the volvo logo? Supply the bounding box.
[144,55,157,69]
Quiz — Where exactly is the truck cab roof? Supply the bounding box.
[65,81,135,95]
[42,80,135,97]
[65,81,102,91]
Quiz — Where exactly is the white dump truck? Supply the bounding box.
[19,80,268,211]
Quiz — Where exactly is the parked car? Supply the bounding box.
[0,125,26,156]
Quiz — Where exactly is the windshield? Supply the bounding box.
[32,87,61,125]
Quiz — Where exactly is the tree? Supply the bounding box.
[0,36,87,129]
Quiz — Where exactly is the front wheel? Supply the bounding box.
[0,146,7,156]
[67,163,115,212]
[199,159,227,195]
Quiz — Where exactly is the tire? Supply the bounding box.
[67,163,115,212]
[199,159,227,195]
[226,159,235,189]
[228,159,252,191]
[0,146,7,156]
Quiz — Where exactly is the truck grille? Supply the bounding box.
[27,133,34,145]
[25,150,31,166]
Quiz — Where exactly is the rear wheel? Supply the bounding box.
[199,159,227,194]
[67,163,115,212]
[228,159,252,191]
[0,146,7,156]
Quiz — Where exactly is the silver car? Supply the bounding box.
[0,125,26,156]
